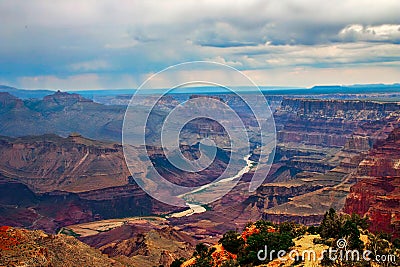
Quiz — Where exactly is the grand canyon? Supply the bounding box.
[0,84,399,266]
[3,1,400,265]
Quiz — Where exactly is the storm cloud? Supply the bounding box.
[0,0,399,89]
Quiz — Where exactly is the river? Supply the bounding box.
[168,154,254,218]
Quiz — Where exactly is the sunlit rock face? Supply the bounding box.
[344,128,400,238]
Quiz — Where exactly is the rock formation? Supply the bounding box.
[79,221,196,267]
[0,226,122,266]
[344,128,400,238]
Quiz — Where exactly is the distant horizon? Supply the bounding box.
[2,82,400,92]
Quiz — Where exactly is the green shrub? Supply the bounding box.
[171,257,185,267]
[219,230,245,254]
[308,225,319,235]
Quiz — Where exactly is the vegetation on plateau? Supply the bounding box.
[172,208,400,267]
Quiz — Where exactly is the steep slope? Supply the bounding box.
[273,98,400,176]
[0,226,122,266]
[344,128,400,238]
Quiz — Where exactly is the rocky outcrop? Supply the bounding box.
[0,133,229,193]
[277,98,399,119]
[0,226,123,266]
[43,90,93,104]
[344,128,400,238]
[79,221,196,267]
[251,183,324,210]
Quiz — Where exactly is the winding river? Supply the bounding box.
[168,154,254,218]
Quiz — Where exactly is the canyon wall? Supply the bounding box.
[253,99,400,225]
[0,134,129,193]
[275,98,399,146]
[344,128,400,238]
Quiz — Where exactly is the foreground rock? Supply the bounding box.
[0,226,122,267]
[71,218,196,267]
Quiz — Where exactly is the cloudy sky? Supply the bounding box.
[1,0,400,90]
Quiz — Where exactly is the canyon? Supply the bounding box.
[0,89,399,266]
[165,97,400,243]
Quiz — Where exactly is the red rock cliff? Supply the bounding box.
[344,128,400,238]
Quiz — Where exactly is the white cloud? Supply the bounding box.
[205,56,243,67]
[201,42,400,69]
[339,24,400,42]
